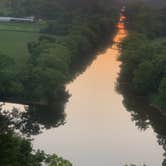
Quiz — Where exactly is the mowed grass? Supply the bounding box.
[0,22,43,32]
[0,22,44,67]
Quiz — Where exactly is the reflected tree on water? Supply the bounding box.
[117,82,166,166]
[0,103,72,166]
[18,103,66,136]
[0,99,67,136]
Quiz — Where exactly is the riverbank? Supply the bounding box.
[118,3,166,112]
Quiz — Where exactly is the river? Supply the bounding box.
[1,16,165,165]
[32,16,164,165]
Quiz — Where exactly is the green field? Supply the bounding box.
[0,22,43,67]
[0,22,42,32]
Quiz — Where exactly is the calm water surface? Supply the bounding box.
[31,19,164,165]
[2,17,164,165]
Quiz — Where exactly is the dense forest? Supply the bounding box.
[119,3,166,111]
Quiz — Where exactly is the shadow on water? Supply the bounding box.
[0,98,67,136]
[117,80,166,166]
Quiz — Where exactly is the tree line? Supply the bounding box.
[119,2,166,111]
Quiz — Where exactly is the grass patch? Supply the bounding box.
[0,22,44,32]
[0,22,43,67]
